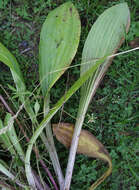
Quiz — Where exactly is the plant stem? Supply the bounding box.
[24,101,60,189]
[63,109,87,190]
[23,96,60,190]
[44,94,64,190]
[63,59,113,190]
[39,159,59,190]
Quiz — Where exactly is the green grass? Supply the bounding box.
[0,0,139,189]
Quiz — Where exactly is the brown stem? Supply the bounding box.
[0,94,59,190]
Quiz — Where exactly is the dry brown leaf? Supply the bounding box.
[53,122,112,190]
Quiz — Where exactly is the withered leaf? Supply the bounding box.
[53,123,110,162]
[53,123,112,190]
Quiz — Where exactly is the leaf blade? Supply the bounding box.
[64,3,130,190]
[0,43,26,100]
[39,2,81,96]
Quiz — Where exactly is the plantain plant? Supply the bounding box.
[64,3,130,190]
[39,3,81,188]
[0,2,132,190]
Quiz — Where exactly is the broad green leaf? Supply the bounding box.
[39,2,81,187]
[80,2,130,100]
[39,2,81,96]
[64,3,130,190]
[0,43,26,100]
